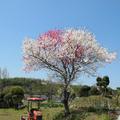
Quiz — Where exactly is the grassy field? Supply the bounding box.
[0,107,63,120]
[0,96,119,120]
[0,108,26,120]
[0,108,113,120]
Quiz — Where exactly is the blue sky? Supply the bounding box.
[0,0,120,88]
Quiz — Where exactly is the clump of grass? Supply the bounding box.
[101,114,111,120]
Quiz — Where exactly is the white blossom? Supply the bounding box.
[23,28,116,75]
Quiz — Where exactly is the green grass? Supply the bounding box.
[0,108,27,120]
[0,107,63,120]
[0,108,115,120]
[0,96,119,120]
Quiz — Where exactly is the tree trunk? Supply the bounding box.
[63,88,70,116]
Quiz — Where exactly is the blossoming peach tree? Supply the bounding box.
[23,28,116,115]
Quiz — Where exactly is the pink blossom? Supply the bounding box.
[23,28,116,73]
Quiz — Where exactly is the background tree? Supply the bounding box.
[114,87,120,106]
[2,68,9,79]
[2,86,24,108]
[0,67,2,79]
[72,85,81,97]
[96,77,103,95]
[23,28,116,115]
[96,76,110,96]
[89,86,100,95]
[79,85,90,97]
[45,75,56,101]
[102,76,110,96]
[0,67,9,79]
[0,68,9,93]
[11,86,24,109]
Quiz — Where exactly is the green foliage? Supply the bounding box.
[89,86,100,95]
[4,92,13,107]
[0,95,119,120]
[11,86,24,95]
[71,85,81,97]
[96,77,102,86]
[96,76,110,89]
[0,78,62,96]
[0,86,24,108]
[96,76,110,96]
[70,96,118,111]
[103,76,110,87]
[79,85,90,97]
[11,86,24,106]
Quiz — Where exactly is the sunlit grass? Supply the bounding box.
[0,107,63,120]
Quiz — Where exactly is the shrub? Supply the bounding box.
[79,85,90,97]
[1,86,24,108]
[89,86,100,95]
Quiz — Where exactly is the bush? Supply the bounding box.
[1,86,24,108]
[89,86,100,95]
[79,85,90,97]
